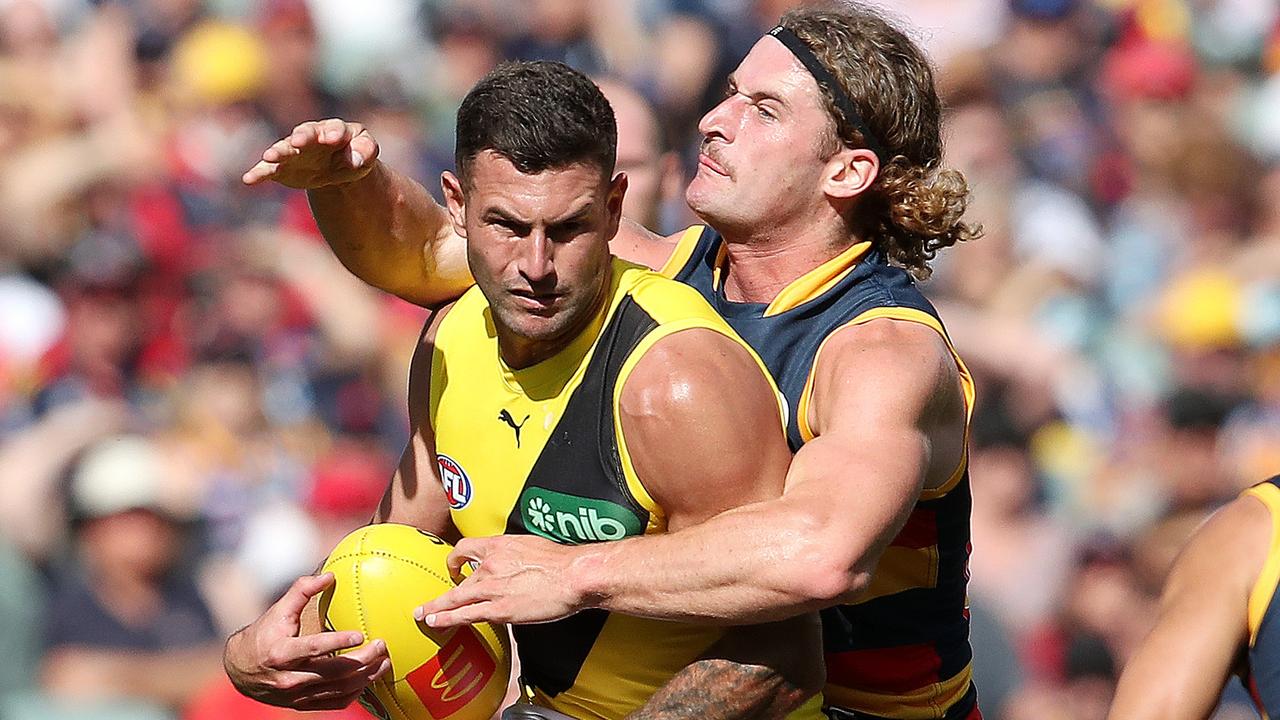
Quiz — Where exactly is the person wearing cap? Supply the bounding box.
[242,3,983,718]
[39,436,223,710]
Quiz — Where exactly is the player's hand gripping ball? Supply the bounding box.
[320,524,511,720]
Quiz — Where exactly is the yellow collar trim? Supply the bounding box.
[713,240,873,317]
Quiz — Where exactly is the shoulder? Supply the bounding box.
[408,301,458,398]
[811,317,957,423]
[614,327,790,524]
[609,220,692,271]
[618,327,765,421]
[413,298,463,355]
[621,263,721,326]
[821,314,953,362]
[1174,492,1273,590]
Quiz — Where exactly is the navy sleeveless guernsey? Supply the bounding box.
[661,226,980,719]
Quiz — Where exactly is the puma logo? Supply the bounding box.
[498,409,530,448]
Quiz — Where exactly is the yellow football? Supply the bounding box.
[319,523,511,720]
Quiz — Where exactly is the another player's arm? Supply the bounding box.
[245,120,679,307]
[421,320,957,625]
[223,307,455,709]
[621,329,825,718]
[1108,495,1269,720]
[244,119,470,307]
[591,321,949,620]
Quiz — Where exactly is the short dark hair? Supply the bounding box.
[455,61,617,186]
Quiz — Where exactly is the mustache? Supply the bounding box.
[700,141,732,175]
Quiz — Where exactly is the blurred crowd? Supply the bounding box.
[0,0,1277,718]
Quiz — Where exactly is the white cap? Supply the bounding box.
[72,436,169,518]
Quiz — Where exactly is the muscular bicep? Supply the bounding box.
[779,320,962,600]
[1109,496,1268,720]
[618,329,790,531]
[373,307,457,540]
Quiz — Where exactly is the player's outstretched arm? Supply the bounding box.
[244,118,472,308]
[245,119,681,307]
[1108,495,1268,720]
[420,321,953,624]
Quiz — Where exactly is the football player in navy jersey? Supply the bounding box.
[1110,476,1280,720]
[234,4,984,719]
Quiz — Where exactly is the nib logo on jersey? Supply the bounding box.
[520,487,642,544]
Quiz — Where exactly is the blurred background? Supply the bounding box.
[0,0,1277,718]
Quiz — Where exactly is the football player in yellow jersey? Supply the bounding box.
[235,5,982,719]
[225,61,825,719]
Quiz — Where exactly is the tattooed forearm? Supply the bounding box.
[626,614,825,720]
[626,658,811,720]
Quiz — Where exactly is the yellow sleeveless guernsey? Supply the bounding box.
[428,257,823,720]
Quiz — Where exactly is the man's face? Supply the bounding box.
[444,151,624,366]
[686,36,840,234]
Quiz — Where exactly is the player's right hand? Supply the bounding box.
[223,572,392,711]
[242,118,380,189]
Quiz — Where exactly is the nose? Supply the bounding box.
[517,230,555,287]
[697,95,737,144]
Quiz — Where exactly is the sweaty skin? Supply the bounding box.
[381,302,824,717]
[1108,494,1270,720]
[418,36,966,628]
[240,24,969,699]
[232,141,823,717]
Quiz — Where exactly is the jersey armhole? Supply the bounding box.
[796,307,976,501]
[611,319,784,533]
[1245,484,1280,646]
[656,226,706,279]
[425,299,464,436]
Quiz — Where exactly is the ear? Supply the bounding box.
[605,172,628,237]
[821,147,879,202]
[441,171,468,238]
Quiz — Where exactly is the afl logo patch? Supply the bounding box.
[437,454,472,509]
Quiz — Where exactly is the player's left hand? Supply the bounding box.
[413,535,591,627]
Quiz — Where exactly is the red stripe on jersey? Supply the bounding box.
[826,643,943,693]
[890,508,939,549]
[1250,672,1266,715]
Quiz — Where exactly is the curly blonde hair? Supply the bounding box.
[782,3,982,279]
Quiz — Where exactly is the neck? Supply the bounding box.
[717,216,861,304]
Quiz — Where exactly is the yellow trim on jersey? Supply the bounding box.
[825,662,973,720]
[1245,483,1280,645]
[657,226,707,279]
[763,242,872,317]
[700,235,873,317]
[795,306,975,501]
[853,544,939,603]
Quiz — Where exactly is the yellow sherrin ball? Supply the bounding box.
[319,524,511,720]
